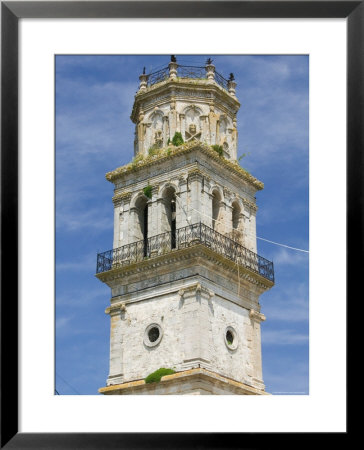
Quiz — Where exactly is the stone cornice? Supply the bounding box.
[106,142,264,191]
[99,368,269,395]
[178,282,214,301]
[131,78,240,123]
[112,191,132,205]
[95,244,273,292]
[242,197,258,212]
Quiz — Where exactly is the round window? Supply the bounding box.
[148,326,160,343]
[144,323,163,347]
[224,326,238,350]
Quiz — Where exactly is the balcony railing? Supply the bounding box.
[146,65,230,91]
[96,222,274,283]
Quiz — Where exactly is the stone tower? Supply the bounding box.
[97,56,274,395]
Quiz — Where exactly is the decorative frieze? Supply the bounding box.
[112,191,132,205]
[242,197,258,212]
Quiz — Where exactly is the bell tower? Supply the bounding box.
[97,56,274,395]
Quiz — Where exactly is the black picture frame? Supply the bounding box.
[1,1,358,448]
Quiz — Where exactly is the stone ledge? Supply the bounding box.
[99,368,270,395]
[95,244,274,291]
[105,142,263,191]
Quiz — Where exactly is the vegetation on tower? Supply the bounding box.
[144,367,176,384]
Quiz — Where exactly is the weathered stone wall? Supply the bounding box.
[110,147,259,253]
[104,258,267,392]
[131,78,240,160]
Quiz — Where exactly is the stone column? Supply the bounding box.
[112,198,122,249]
[176,175,189,229]
[113,192,132,247]
[179,113,185,138]
[208,105,218,145]
[199,115,208,142]
[188,168,203,225]
[106,304,126,386]
[137,111,145,154]
[180,283,214,370]
[223,188,233,234]
[162,116,169,146]
[169,99,177,139]
[149,184,160,247]
[233,114,238,152]
[242,200,258,253]
[249,309,266,390]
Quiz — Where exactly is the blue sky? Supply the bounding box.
[55,54,309,395]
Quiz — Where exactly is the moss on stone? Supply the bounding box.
[143,185,153,199]
[144,368,176,384]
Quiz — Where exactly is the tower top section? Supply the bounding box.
[131,56,241,161]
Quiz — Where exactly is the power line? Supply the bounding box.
[56,371,81,395]
[176,198,309,253]
[257,236,309,253]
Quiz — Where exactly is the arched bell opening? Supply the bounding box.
[163,186,177,249]
[232,201,241,230]
[135,196,149,256]
[212,190,222,231]
[231,200,242,244]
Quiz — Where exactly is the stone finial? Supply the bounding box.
[228,74,237,97]
[205,60,215,81]
[169,57,178,79]
[139,70,148,91]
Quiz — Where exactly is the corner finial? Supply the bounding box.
[206,57,213,65]
[171,55,177,62]
[143,67,146,74]
[229,73,235,81]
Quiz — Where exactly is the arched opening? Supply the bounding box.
[135,196,149,256]
[232,201,240,230]
[212,190,221,231]
[231,200,242,244]
[163,186,177,249]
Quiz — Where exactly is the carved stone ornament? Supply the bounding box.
[185,123,201,142]
[249,309,266,323]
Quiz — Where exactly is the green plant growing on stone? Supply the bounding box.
[130,153,144,170]
[212,144,224,157]
[144,368,176,384]
[143,185,153,199]
[238,152,249,162]
[172,132,184,147]
[148,145,161,157]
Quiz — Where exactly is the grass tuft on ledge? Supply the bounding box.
[145,368,176,384]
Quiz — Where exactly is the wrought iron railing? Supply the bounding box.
[147,67,170,86]
[146,65,230,91]
[96,222,274,282]
[215,71,229,91]
[177,65,206,80]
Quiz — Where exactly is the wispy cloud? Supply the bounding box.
[56,284,108,308]
[56,206,113,233]
[263,361,309,395]
[56,252,97,272]
[272,247,309,266]
[262,328,309,345]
